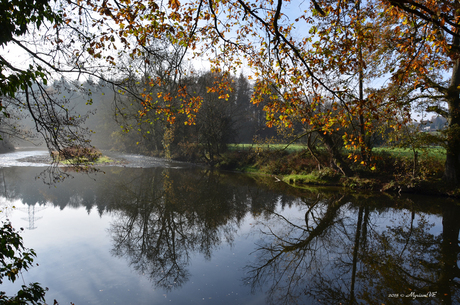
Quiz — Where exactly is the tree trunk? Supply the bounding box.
[443,97,460,185]
[321,133,352,177]
[443,33,460,185]
[356,0,368,165]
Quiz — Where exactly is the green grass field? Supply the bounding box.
[228,143,307,153]
[229,144,446,161]
[372,146,446,161]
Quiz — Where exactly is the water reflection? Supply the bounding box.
[244,194,460,305]
[0,165,459,304]
[107,168,286,291]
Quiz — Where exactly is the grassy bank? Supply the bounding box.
[217,145,456,197]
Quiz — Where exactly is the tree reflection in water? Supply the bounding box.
[244,194,460,305]
[1,165,459,304]
[107,168,284,291]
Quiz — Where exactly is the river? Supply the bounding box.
[1,148,459,304]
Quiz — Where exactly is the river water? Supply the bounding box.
[1,149,459,304]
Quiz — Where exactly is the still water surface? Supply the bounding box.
[1,149,459,304]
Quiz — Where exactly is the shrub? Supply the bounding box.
[218,150,257,170]
[52,146,102,162]
[175,141,202,163]
[313,167,341,180]
[255,149,328,175]
[0,221,47,304]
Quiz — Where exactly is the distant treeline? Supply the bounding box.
[3,70,447,169]
[84,71,284,163]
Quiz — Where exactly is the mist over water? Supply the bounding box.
[0,149,50,167]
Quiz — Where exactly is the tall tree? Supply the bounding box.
[376,0,460,184]
[302,0,395,165]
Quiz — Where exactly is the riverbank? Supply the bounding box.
[205,147,459,198]
[12,145,456,198]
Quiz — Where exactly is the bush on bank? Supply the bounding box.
[51,146,102,163]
